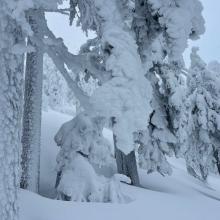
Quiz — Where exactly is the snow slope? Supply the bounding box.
[20,110,220,220]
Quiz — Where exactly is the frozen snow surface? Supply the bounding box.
[20,111,220,220]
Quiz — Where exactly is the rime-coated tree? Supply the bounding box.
[43,54,77,114]
[208,62,220,175]
[132,0,205,175]
[20,0,64,192]
[185,48,220,180]
[89,0,152,186]
[20,9,44,193]
[68,0,152,186]
[0,1,26,219]
[54,113,130,202]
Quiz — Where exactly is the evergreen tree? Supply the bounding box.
[185,47,220,180]
[68,0,152,186]
[132,0,205,175]
[43,54,77,115]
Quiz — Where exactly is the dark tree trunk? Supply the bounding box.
[199,164,208,181]
[115,143,140,186]
[213,150,220,175]
[112,118,140,186]
[55,170,71,201]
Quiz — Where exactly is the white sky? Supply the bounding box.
[47,0,220,67]
[184,0,220,66]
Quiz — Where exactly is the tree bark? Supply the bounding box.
[112,119,140,186]
[213,149,220,175]
[0,23,24,220]
[20,9,44,193]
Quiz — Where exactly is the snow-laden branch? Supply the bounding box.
[46,47,90,109]
[28,10,111,109]
[44,8,73,15]
[39,16,111,83]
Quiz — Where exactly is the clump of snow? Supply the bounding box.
[148,0,205,62]
[54,112,130,203]
[57,153,131,203]
[88,0,152,155]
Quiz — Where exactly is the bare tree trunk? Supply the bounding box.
[112,119,140,186]
[20,9,44,193]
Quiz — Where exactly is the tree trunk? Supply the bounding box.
[20,9,44,193]
[0,23,24,220]
[112,119,140,186]
[213,149,220,175]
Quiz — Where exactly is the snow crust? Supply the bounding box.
[28,110,220,220]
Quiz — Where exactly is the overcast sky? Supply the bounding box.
[47,0,220,67]
[184,0,220,66]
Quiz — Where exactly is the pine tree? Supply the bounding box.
[68,0,152,186]
[132,0,205,175]
[88,0,152,186]
[185,47,220,180]
[43,54,77,114]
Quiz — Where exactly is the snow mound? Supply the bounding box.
[22,110,220,220]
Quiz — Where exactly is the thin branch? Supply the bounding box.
[29,11,111,109]
[44,8,73,15]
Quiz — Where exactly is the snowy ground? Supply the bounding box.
[20,110,220,220]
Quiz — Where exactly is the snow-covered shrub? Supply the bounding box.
[57,154,131,203]
[54,112,130,203]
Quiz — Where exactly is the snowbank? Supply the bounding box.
[20,110,220,220]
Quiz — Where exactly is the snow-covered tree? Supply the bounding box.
[185,48,220,180]
[0,1,26,219]
[20,0,65,193]
[66,0,152,186]
[20,9,44,193]
[54,113,130,202]
[0,0,65,217]
[88,0,152,185]
[43,54,77,114]
[132,0,205,175]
